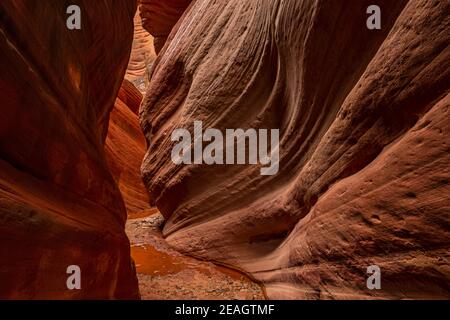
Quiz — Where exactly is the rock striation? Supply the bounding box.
[125,10,156,94]
[141,0,450,299]
[0,0,139,298]
[106,80,152,216]
[140,0,191,53]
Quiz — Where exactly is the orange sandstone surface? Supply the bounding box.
[0,0,449,301]
[140,0,450,299]
[106,80,152,216]
[0,0,139,299]
[125,10,156,93]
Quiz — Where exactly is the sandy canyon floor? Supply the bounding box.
[126,210,265,300]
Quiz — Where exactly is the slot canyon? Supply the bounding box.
[0,0,449,300]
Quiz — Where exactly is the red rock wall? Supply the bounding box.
[125,10,156,93]
[0,1,139,298]
[106,80,152,216]
[140,0,191,53]
[140,0,450,299]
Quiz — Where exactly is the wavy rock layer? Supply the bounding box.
[106,80,151,215]
[125,10,156,94]
[141,0,450,299]
[140,0,191,53]
[0,1,139,298]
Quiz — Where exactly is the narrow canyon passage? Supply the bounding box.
[113,80,264,300]
[110,81,264,298]
[109,11,264,299]
[126,210,264,299]
[0,0,448,300]
[108,77,265,300]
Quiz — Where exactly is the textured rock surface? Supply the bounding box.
[106,80,152,215]
[125,10,156,93]
[140,0,191,53]
[126,211,265,300]
[0,1,139,298]
[141,0,450,299]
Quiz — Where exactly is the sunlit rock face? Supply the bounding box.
[0,1,139,298]
[125,10,156,93]
[106,80,152,215]
[141,0,450,299]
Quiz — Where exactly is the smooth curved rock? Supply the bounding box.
[0,1,139,298]
[118,79,144,115]
[141,0,450,299]
[126,10,156,93]
[140,0,191,53]
[106,80,152,215]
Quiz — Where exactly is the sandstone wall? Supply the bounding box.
[140,0,450,299]
[106,80,152,216]
[0,0,139,298]
[125,10,156,93]
[140,0,191,53]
